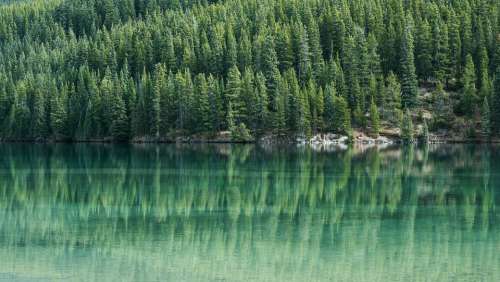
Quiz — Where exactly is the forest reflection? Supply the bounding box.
[0,144,499,281]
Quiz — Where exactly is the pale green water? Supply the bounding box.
[0,144,498,282]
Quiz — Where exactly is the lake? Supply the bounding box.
[0,144,498,282]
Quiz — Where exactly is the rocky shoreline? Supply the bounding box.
[0,130,498,144]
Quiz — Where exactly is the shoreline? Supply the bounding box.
[1,133,499,145]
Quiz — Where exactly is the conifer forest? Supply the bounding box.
[0,0,499,142]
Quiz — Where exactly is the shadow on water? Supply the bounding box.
[0,143,499,281]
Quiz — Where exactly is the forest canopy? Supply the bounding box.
[0,0,499,141]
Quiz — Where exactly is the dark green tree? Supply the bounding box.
[481,97,490,139]
[369,97,380,137]
[400,14,418,108]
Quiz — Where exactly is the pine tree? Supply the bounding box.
[400,14,418,108]
[481,97,490,139]
[369,98,380,137]
[285,69,300,132]
[238,30,253,71]
[150,65,164,137]
[207,75,223,131]
[225,27,238,74]
[448,11,462,81]
[307,79,323,132]
[194,73,211,132]
[240,69,255,129]
[342,35,360,109]
[432,82,453,129]
[323,83,336,132]
[254,72,269,132]
[83,80,101,138]
[297,88,312,137]
[492,67,500,135]
[164,29,177,71]
[0,85,11,137]
[366,33,382,78]
[111,90,129,141]
[432,22,451,83]
[274,77,287,133]
[478,47,491,99]
[276,25,294,72]
[50,92,67,139]
[100,69,116,136]
[306,17,324,79]
[459,55,477,116]
[225,66,244,128]
[176,70,194,132]
[30,87,47,139]
[416,19,432,79]
[102,0,119,30]
[13,83,30,138]
[296,22,312,85]
[261,33,281,117]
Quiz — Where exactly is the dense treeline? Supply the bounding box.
[0,0,499,141]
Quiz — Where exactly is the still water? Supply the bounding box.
[0,144,498,282]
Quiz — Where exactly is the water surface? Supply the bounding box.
[0,144,499,281]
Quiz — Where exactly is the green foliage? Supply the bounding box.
[369,98,380,137]
[0,0,497,141]
[492,67,500,135]
[458,55,478,116]
[432,82,454,130]
[481,97,490,139]
[333,95,351,135]
[230,123,254,142]
[400,14,418,108]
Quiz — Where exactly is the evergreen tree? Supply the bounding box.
[261,33,281,121]
[194,73,211,132]
[50,92,67,138]
[276,26,294,72]
[150,65,164,137]
[481,97,490,139]
[225,66,245,128]
[459,55,477,116]
[432,22,451,83]
[492,67,500,135]
[30,86,47,138]
[323,83,336,132]
[274,77,287,133]
[369,98,380,137]
[432,82,453,129]
[478,47,491,99]
[238,30,253,72]
[110,89,129,141]
[225,27,238,74]
[416,19,432,79]
[0,0,497,142]
[254,72,269,132]
[295,22,312,84]
[333,95,351,135]
[400,14,418,108]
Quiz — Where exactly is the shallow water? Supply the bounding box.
[0,144,498,281]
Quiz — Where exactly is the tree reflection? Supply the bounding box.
[0,144,498,281]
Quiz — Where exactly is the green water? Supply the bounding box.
[0,144,498,282]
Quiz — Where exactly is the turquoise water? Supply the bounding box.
[0,144,498,281]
